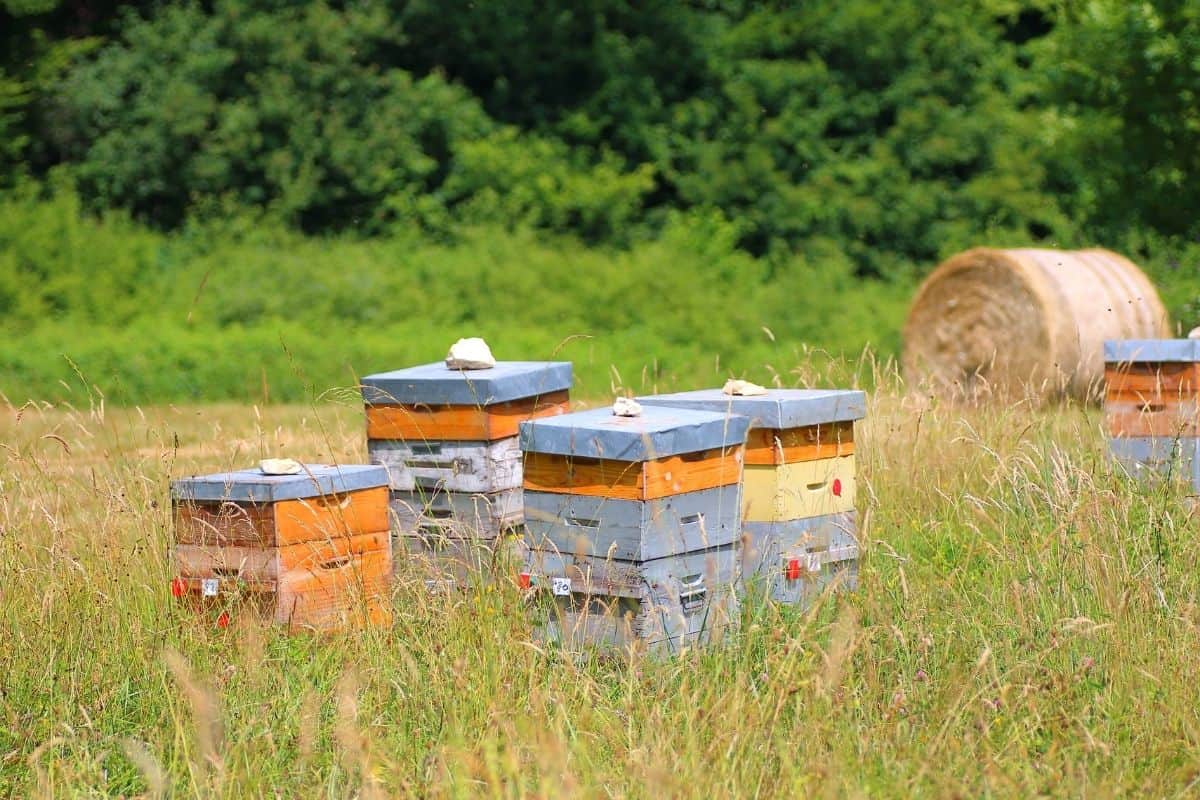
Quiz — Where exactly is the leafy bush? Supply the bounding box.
[0,187,916,404]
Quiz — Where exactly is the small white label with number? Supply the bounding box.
[551,577,572,597]
[806,553,822,573]
[201,578,219,597]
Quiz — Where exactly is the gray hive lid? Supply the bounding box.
[360,361,573,406]
[520,406,750,461]
[170,464,390,503]
[636,388,866,429]
[1104,339,1200,364]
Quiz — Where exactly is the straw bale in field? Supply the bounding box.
[902,248,1168,403]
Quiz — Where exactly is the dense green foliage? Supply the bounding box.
[1,0,1199,402]
[0,185,912,403]
[4,0,1199,254]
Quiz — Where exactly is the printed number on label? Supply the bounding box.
[551,577,572,597]
[201,578,219,597]
[806,553,822,573]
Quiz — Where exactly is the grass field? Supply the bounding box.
[4,371,1200,797]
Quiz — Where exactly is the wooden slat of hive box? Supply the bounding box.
[741,455,856,523]
[175,530,389,583]
[1104,401,1200,438]
[394,529,527,588]
[742,422,855,465]
[742,513,859,605]
[174,486,390,547]
[174,548,393,633]
[365,391,570,441]
[1104,362,1200,404]
[1108,436,1200,488]
[523,485,741,562]
[388,487,524,539]
[368,437,523,493]
[739,511,854,580]
[528,542,740,654]
[522,445,742,501]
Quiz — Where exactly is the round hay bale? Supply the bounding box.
[902,248,1169,403]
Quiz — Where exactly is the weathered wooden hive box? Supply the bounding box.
[520,406,749,654]
[1104,339,1200,488]
[360,360,572,583]
[638,388,865,605]
[169,464,392,632]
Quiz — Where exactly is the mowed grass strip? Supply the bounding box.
[2,383,1199,797]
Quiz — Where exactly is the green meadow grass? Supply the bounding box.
[3,369,1200,797]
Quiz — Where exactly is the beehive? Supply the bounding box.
[638,388,866,604]
[520,406,749,654]
[360,360,572,583]
[1104,340,1200,488]
[170,464,392,632]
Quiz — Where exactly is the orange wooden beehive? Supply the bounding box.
[169,464,392,632]
[1104,339,1200,489]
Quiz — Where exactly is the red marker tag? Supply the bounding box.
[170,577,187,598]
[785,559,802,581]
[216,612,230,629]
[517,572,532,590]
[832,478,843,497]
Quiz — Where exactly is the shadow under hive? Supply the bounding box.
[520,406,749,655]
[169,464,393,632]
[638,388,865,606]
[1104,339,1200,490]
[360,360,572,586]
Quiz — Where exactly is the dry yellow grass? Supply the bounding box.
[3,383,1200,797]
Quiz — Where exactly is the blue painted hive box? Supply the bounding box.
[519,405,750,655]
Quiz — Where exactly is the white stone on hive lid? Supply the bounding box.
[722,378,768,396]
[612,397,643,417]
[259,458,303,475]
[446,337,496,370]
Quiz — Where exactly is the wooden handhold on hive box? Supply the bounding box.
[637,388,866,605]
[170,464,392,632]
[1104,340,1200,487]
[361,361,572,493]
[520,405,749,654]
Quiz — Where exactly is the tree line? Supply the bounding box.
[1,0,1198,277]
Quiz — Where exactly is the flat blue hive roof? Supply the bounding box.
[520,406,750,461]
[361,361,572,406]
[170,464,389,503]
[1104,340,1200,364]
[637,388,866,429]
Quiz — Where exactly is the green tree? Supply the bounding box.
[1046,0,1200,238]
